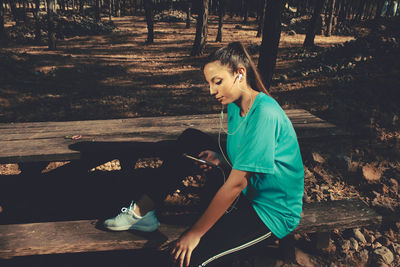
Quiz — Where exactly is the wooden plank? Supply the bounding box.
[295,199,382,233]
[0,199,381,259]
[0,110,348,163]
[0,221,186,259]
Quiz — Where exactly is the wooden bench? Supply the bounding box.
[0,199,384,259]
[0,110,356,261]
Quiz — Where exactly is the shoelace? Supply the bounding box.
[119,201,134,216]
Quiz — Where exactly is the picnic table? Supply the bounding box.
[0,110,347,164]
[2,110,385,262]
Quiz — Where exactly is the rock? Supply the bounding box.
[389,178,399,193]
[362,164,382,183]
[390,243,400,255]
[374,246,394,265]
[280,74,288,81]
[353,229,367,244]
[374,242,383,249]
[341,239,351,253]
[312,152,325,164]
[354,54,362,62]
[376,236,391,247]
[350,237,359,251]
[365,233,376,244]
[358,249,369,263]
[294,247,315,267]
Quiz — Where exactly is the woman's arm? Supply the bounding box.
[171,169,250,267]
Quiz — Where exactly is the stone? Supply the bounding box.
[365,233,376,244]
[390,243,400,255]
[294,247,315,267]
[374,246,394,265]
[350,237,359,251]
[374,242,383,249]
[389,178,399,193]
[362,164,382,183]
[353,228,367,243]
[341,239,351,253]
[312,152,325,164]
[358,249,369,263]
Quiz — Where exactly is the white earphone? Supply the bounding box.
[238,73,243,81]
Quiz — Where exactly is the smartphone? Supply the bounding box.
[183,153,216,166]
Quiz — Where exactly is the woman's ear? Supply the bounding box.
[236,67,246,82]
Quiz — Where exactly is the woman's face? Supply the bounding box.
[203,61,242,105]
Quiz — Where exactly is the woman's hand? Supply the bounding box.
[171,230,201,267]
[198,150,222,172]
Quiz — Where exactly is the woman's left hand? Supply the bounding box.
[171,230,201,267]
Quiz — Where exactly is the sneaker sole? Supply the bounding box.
[130,222,160,232]
[105,222,159,232]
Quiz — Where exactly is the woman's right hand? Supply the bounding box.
[198,150,222,172]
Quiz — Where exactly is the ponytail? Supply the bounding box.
[205,42,271,97]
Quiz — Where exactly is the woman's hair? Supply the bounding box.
[205,42,271,96]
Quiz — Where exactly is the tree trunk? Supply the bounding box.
[109,0,112,20]
[325,0,336,36]
[143,0,154,44]
[46,0,56,50]
[79,0,84,14]
[33,0,41,41]
[258,0,284,90]
[186,0,191,28]
[191,0,208,56]
[242,0,248,24]
[304,0,325,49]
[375,0,386,19]
[0,0,6,40]
[116,0,121,16]
[95,0,100,21]
[216,0,224,42]
[257,0,267,38]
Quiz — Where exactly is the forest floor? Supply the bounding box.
[0,11,400,267]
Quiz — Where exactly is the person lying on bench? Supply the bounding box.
[103,42,305,267]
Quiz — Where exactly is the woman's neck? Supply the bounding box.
[235,87,259,117]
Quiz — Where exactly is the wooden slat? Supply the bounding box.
[296,199,382,233]
[0,110,348,163]
[0,199,381,259]
[0,221,186,259]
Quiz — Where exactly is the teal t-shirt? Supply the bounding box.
[227,92,304,239]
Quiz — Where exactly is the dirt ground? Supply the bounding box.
[1,13,400,267]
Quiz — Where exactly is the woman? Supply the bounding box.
[103,42,304,267]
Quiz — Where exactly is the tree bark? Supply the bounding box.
[95,0,100,21]
[242,0,248,24]
[325,0,336,36]
[109,0,112,20]
[257,0,267,38]
[143,0,154,44]
[304,0,325,49]
[375,0,386,19]
[46,0,56,50]
[191,0,208,56]
[258,0,284,90]
[216,0,224,42]
[33,0,41,41]
[186,0,191,28]
[116,0,121,17]
[0,0,6,40]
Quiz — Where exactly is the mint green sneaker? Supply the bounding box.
[103,202,159,232]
